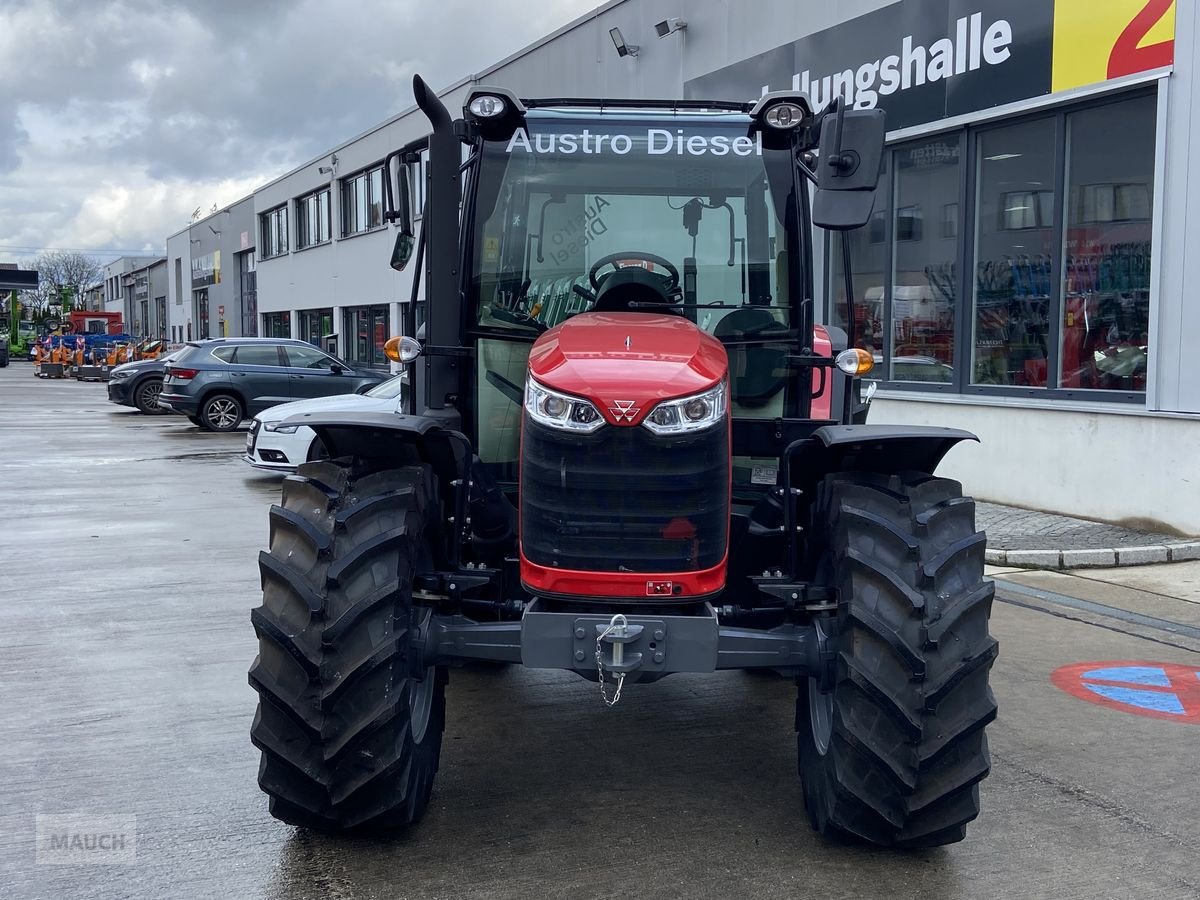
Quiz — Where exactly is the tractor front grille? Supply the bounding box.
[520,418,729,574]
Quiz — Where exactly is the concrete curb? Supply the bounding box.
[985,540,1200,570]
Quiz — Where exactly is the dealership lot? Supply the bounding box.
[2,364,1199,900]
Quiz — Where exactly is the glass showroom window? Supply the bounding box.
[342,304,390,368]
[341,165,385,236]
[295,189,331,249]
[298,308,333,347]
[1059,95,1154,393]
[261,311,290,338]
[970,118,1057,388]
[891,136,961,384]
[260,206,288,259]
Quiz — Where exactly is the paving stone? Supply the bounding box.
[977,501,1188,552]
[1005,549,1061,568]
[1168,541,1200,562]
[1059,548,1117,568]
[1116,545,1170,565]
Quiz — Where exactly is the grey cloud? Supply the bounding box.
[0,0,597,257]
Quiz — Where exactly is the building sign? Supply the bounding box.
[685,0,1174,132]
[191,250,221,288]
[1053,0,1175,92]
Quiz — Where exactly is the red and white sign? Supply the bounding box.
[217,305,225,316]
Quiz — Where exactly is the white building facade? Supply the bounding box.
[238,0,1197,533]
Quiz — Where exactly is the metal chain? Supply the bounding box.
[595,614,627,707]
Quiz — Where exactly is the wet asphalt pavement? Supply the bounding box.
[2,363,1199,899]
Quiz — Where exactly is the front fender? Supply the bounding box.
[803,424,978,478]
[280,409,468,486]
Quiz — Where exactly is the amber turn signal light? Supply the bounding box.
[834,348,874,377]
[384,336,423,363]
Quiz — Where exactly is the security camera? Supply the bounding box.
[318,166,333,174]
[609,26,638,58]
[655,17,687,38]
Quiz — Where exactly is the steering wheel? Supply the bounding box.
[588,252,680,293]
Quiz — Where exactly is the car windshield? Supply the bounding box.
[470,112,800,336]
[363,374,407,399]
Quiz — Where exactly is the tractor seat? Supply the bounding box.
[591,267,683,317]
[714,307,790,409]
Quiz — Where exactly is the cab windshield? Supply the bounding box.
[470,113,801,334]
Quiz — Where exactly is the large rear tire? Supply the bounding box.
[797,471,998,848]
[249,460,446,831]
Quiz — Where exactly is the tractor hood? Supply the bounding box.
[528,312,727,427]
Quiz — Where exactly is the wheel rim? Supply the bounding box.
[808,678,834,756]
[409,670,436,744]
[143,382,162,406]
[207,398,238,428]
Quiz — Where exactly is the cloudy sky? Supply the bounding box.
[0,0,599,265]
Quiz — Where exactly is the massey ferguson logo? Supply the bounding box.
[608,400,640,423]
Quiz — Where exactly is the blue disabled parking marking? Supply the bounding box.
[1083,684,1186,715]
[1081,665,1171,687]
[1052,661,1200,724]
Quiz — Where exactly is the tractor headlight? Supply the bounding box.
[643,381,727,435]
[524,378,604,434]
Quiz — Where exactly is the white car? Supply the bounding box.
[243,373,408,472]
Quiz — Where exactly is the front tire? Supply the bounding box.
[199,393,243,432]
[797,471,998,848]
[249,460,446,831]
[134,378,167,415]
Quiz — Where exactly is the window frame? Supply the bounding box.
[259,205,289,260]
[827,86,1155,405]
[294,187,332,250]
[260,311,291,339]
[340,163,387,237]
[340,303,391,369]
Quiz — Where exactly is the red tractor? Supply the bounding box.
[249,77,997,848]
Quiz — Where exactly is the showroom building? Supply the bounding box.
[238,0,1198,532]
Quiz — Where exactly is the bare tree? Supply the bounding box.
[22,251,104,317]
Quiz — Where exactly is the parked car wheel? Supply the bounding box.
[134,378,168,415]
[199,394,244,432]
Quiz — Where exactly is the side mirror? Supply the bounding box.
[330,362,346,375]
[389,160,416,272]
[813,102,886,231]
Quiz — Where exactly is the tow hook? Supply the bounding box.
[595,614,644,707]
